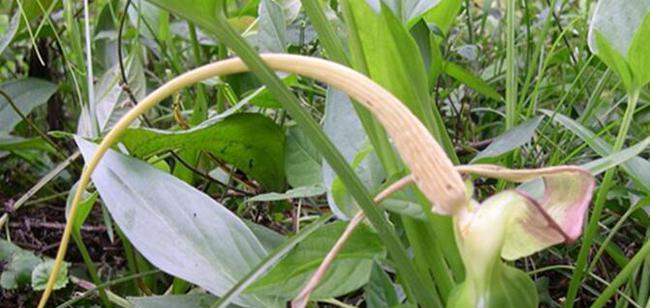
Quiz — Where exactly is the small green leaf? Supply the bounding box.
[331,145,385,218]
[593,31,633,91]
[472,117,542,163]
[365,262,400,308]
[247,221,386,299]
[65,182,99,234]
[120,113,286,191]
[244,221,286,252]
[0,78,58,133]
[370,0,443,27]
[0,241,41,289]
[246,185,326,203]
[588,0,650,89]
[285,126,322,187]
[627,13,650,87]
[246,75,299,108]
[31,260,69,291]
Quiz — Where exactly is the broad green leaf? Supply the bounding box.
[0,11,20,55]
[256,0,288,52]
[542,109,650,190]
[0,240,41,289]
[472,117,542,163]
[365,262,400,308]
[94,2,118,70]
[31,260,69,291]
[588,0,650,89]
[120,113,286,191]
[0,78,57,133]
[285,126,322,187]
[247,221,386,299]
[246,185,326,202]
[129,294,219,308]
[75,137,271,306]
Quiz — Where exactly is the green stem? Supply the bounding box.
[211,11,437,307]
[505,0,517,129]
[637,230,650,306]
[72,231,111,307]
[591,238,650,308]
[188,22,209,124]
[564,89,640,307]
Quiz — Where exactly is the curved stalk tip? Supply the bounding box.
[38,54,466,307]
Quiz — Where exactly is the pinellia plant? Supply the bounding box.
[1,0,643,307]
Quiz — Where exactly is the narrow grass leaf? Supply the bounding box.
[542,109,650,189]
